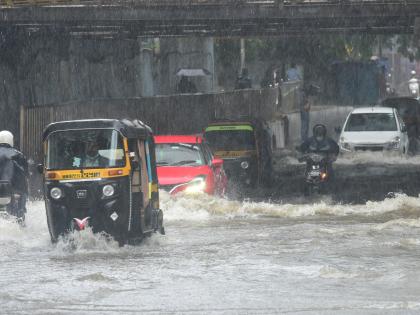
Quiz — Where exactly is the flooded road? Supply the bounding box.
[2,192,420,314]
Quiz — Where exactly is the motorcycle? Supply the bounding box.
[0,180,25,223]
[299,153,331,196]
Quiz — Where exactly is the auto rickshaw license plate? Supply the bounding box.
[76,190,87,199]
[309,170,320,176]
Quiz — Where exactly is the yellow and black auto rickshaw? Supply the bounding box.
[203,119,273,187]
[39,119,164,244]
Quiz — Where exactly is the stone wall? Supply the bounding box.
[286,105,354,145]
[0,32,152,139]
[0,32,216,143]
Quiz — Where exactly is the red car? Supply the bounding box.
[154,135,227,195]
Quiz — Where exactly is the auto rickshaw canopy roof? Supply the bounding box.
[205,118,271,131]
[43,119,153,141]
[382,97,420,128]
[207,120,253,128]
[382,97,420,109]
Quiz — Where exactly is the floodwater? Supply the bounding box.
[2,192,420,314]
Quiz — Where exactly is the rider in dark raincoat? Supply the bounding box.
[0,130,28,220]
[300,124,339,176]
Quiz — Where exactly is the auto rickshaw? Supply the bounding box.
[39,119,164,244]
[203,119,273,187]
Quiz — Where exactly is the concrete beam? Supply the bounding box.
[0,2,419,36]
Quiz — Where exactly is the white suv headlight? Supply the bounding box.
[388,137,401,150]
[339,137,351,152]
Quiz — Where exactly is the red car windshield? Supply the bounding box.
[156,143,205,166]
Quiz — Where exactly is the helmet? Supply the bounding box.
[0,130,13,147]
[313,124,327,142]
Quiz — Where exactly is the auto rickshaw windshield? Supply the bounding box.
[204,127,256,151]
[46,129,126,170]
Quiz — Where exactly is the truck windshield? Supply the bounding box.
[46,129,126,170]
[345,113,398,132]
[204,129,256,151]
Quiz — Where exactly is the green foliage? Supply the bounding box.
[216,34,396,83]
[244,38,276,63]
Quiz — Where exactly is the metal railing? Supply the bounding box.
[1,0,415,8]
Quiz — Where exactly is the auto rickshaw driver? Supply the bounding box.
[82,138,108,168]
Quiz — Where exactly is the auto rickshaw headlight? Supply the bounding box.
[50,187,63,200]
[102,185,115,197]
[240,161,249,169]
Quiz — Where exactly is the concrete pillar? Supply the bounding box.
[138,39,155,97]
[414,17,420,42]
[159,37,215,95]
[240,38,245,75]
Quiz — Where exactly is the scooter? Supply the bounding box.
[0,180,25,224]
[299,153,330,196]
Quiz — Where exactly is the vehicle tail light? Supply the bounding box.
[108,169,123,176]
[46,172,57,179]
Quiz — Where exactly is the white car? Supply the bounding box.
[338,107,409,154]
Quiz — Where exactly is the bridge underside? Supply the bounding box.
[0,1,419,37]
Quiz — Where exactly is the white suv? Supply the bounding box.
[338,107,409,154]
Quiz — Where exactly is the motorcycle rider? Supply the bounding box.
[0,130,28,221]
[299,124,339,176]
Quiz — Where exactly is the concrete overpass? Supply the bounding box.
[0,0,419,37]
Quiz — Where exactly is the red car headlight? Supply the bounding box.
[184,177,206,194]
[170,176,207,195]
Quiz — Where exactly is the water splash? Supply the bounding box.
[374,218,420,230]
[286,152,420,165]
[160,191,420,221]
[53,227,121,255]
[336,152,420,165]
[0,192,419,254]
[0,201,50,249]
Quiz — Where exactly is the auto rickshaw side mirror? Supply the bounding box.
[130,160,139,170]
[128,151,140,170]
[211,158,224,168]
[36,164,44,174]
